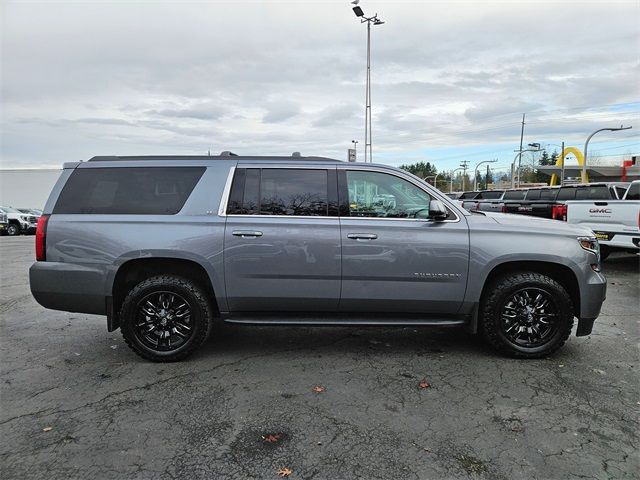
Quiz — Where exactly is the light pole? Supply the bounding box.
[450,167,464,193]
[582,125,632,183]
[351,140,358,161]
[426,174,440,190]
[511,145,542,188]
[352,4,385,163]
[473,160,497,191]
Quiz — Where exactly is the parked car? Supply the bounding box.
[565,180,640,260]
[461,189,505,212]
[0,206,38,235]
[30,154,606,362]
[17,208,43,217]
[503,183,628,220]
[0,210,8,235]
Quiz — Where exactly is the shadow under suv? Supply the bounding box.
[30,154,606,361]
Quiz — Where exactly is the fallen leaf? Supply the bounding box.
[418,379,431,389]
[262,433,282,443]
[277,467,292,477]
[312,385,326,393]
[42,427,52,432]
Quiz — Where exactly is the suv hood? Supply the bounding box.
[479,211,595,237]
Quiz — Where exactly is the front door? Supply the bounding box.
[338,168,469,314]
[223,166,341,313]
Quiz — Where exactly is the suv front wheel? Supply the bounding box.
[480,272,574,358]
[120,275,213,362]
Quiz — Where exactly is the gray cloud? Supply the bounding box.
[1,1,638,169]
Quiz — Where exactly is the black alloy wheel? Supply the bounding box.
[480,272,574,358]
[499,288,559,348]
[120,275,213,362]
[133,291,194,352]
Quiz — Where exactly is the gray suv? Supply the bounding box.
[30,154,606,362]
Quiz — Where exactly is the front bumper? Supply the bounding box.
[576,269,607,336]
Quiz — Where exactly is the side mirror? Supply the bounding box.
[428,200,448,221]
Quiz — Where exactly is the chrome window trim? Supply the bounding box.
[217,163,462,223]
[218,166,236,217]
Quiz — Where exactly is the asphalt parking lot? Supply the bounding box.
[1,236,638,480]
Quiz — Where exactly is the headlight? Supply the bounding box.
[577,236,599,255]
[20,215,29,221]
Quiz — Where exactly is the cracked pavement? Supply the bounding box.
[1,236,638,479]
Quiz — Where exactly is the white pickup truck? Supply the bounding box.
[565,181,640,260]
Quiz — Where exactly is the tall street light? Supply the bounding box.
[473,160,497,191]
[450,167,465,193]
[582,125,632,183]
[511,145,542,188]
[352,3,385,163]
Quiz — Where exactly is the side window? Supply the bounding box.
[345,170,431,218]
[575,185,608,200]
[625,182,639,200]
[615,186,627,199]
[227,168,329,216]
[526,190,541,200]
[540,188,557,200]
[556,187,576,201]
[53,167,205,215]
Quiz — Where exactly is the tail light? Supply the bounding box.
[552,204,567,221]
[501,205,507,213]
[35,214,49,261]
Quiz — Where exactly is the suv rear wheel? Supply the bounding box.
[120,275,213,362]
[480,272,574,358]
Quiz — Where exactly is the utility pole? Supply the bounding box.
[486,163,490,190]
[516,113,525,187]
[460,160,469,191]
[560,141,565,186]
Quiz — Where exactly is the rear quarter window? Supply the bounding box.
[503,190,527,200]
[53,167,205,214]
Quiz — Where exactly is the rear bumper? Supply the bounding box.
[29,261,106,315]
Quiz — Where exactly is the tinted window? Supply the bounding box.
[346,171,431,218]
[228,169,329,216]
[615,186,627,199]
[260,169,328,216]
[479,191,503,199]
[459,191,479,199]
[575,185,609,200]
[526,190,541,200]
[556,187,576,201]
[540,189,558,200]
[625,182,640,200]
[503,190,527,200]
[54,167,205,215]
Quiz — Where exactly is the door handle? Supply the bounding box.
[232,230,263,238]
[347,233,378,240]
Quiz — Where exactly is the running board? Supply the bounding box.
[223,315,468,327]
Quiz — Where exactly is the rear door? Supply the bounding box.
[223,166,341,312]
[338,167,469,314]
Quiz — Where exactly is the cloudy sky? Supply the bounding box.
[1,0,639,173]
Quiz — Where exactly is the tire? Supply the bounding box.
[599,245,611,262]
[120,275,213,362]
[6,223,20,236]
[480,272,574,358]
